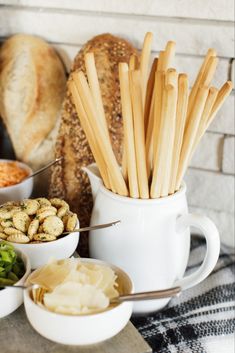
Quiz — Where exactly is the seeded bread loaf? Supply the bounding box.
[0,34,66,170]
[49,33,138,255]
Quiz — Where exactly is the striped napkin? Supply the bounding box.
[132,236,235,353]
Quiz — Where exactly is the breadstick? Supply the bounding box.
[160,84,178,197]
[162,41,176,71]
[166,68,178,87]
[68,79,110,189]
[200,56,218,86]
[187,48,216,119]
[157,51,165,71]
[144,58,158,133]
[121,148,128,183]
[129,54,139,70]
[74,71,128,196]
[152,71,165,164]
[206,81,233,129]
[169,74,189,194]
[190,86,218,158]
[119,63,139,198]
[140,32,153,108]
[146,71,165,181]
[151,84,175,198]
[176,86,209,189]
[84,52,109,138]
[145,83,156,178]
[130,70,149,198]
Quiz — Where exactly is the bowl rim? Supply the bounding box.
[0,245,31,294]
[24,257,134,318]
[0,158,33,191]
[11,220,80,248]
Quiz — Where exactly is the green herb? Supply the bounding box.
[0,241,25,288]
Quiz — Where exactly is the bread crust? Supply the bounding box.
[0,34,66,169]
[49,34,138,255]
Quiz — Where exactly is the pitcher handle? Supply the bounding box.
[174,213,220,290]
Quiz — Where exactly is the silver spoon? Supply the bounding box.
[23,157,63,181]
[62,220,121,235]
[110,286,181,303]
[1,284,181,302]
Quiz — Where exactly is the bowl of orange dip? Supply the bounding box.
[0,159,33,203]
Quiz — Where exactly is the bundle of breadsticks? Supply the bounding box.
[69,32,233,199]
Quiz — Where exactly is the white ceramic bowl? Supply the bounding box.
[0,159,33,204]
[0,247,31,318]
[24,258,133,345]
[12,229,80,269]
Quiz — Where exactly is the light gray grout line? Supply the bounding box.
[188,166,235,177]
[0,4,234,27]
[207,130,235,137]
[188,202,235,214]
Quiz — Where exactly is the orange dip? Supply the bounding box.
[0,161,29,187]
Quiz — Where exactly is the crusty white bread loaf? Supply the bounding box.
[0,34,66,170]
[49,33,138,255]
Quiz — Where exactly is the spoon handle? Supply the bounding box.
[62,220,121,234]
[111,286,181,303]
[0,284,26,289]
[24,157,63,181]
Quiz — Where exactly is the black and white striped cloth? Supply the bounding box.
[132,236,235,353]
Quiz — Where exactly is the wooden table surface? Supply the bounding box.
[0,306,152,353]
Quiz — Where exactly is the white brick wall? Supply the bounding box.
[0,0,234,246]
[222,136,235,174]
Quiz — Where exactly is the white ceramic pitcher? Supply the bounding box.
[84,164,220,314]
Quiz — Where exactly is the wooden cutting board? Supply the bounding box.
[0,306,152,353]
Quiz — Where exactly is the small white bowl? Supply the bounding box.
[0,159,33,204]
[12,229,80,269]
[24,258,133,345]
[0,248,31,318]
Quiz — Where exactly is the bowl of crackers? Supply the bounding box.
[0,198,79,269]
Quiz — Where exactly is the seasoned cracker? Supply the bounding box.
[13,211,30,232]
[50,198,69,209]
[1,219,13,228]
[57,206,69,218]
[3,227,25,236]
[37,210,57,222]
[28,219,40,240]
[37,206,57,215]
[36,198,51,207]
[66,213,78,232]
[0,209,12,219]
[21,199,40,215]
[7,233,30,243]
[42,216,64,236]
[33,233,56,241]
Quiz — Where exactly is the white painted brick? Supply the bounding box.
[0,7,233,58]
[185,168,234,213]
[208,93,235,135]
[1,0,234,22]
[190,132,223,171]
[53,44,80,73]
[231,59,235,84]
[189,205,234,247]
[222,136,235,174]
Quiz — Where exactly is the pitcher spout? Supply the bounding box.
[82,163,103,202]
